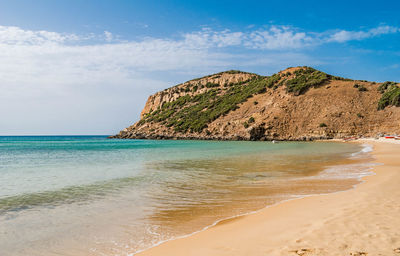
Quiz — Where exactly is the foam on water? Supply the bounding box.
[350,143,373,157]
[317,143,377,180]
[317,162,377,180]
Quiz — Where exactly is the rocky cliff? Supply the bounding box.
[111,67,400,141]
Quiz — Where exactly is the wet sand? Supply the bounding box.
[138,139,400,256]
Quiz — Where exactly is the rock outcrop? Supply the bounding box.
[111,67,400,141]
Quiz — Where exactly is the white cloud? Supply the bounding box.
[245,26,313,49]
[327,25,399,43]
[0,25,79,45]
[104,31,113,42]
[183,28,244,48]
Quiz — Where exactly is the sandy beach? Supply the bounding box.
[139,139,400,256]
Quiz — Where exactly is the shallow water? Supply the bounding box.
[0,136,373,255]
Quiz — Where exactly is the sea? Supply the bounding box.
[0,136,375,256]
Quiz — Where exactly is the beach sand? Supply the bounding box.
[138,139,400,256]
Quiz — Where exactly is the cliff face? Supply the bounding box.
[139,71,257,119]
[112,67,400,141]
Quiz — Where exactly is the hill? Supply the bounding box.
[111,67,400,141]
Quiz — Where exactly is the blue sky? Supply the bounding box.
[0,0,399,135]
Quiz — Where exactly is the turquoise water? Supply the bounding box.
[0,136,371,255]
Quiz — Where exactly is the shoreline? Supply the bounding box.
[137,139,400,256]
[132,143,373,255]
[109,134,342,141]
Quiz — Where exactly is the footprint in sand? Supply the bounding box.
[350,252,368,256]
[394,248,400,253]
[290,248,314,255]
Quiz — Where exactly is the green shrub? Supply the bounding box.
[248,117,255,123]
[205,82,219,88]
[225,70,243,74]
[378,81,397,93]
[257,87,266,94]
[319,123,327,128]
[285,67,329,95]
[253,101,258,105]
[243,122,249,128]
[266,74,281,88]
[331,76,353,81]
[378,85,400,110]
[358,85,367,92]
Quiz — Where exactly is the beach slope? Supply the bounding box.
[139,141,400,256]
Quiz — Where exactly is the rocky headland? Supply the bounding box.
[111,67,400,141]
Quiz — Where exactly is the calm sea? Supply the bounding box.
[0,136,373,255]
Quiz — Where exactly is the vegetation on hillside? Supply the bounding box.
[354,83,368,91]
[137,67,400,134]
[378,83,400,110]
[138,67,355,134]
[189,70,258,82]
[378,81,397,93]
[284,67,330,95]
[139,75,280,133]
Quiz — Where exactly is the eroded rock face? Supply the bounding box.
[249,125,266,141]
[140,72,257,119]
[111,67,400,141]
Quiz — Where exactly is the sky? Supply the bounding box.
[1,0,400,135]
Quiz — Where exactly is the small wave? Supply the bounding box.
[0,175,147,214]
[350,143,373,158]
[318,162,379,180]
[318,143,378,180]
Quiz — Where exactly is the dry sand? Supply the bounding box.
[138,139,400,256]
